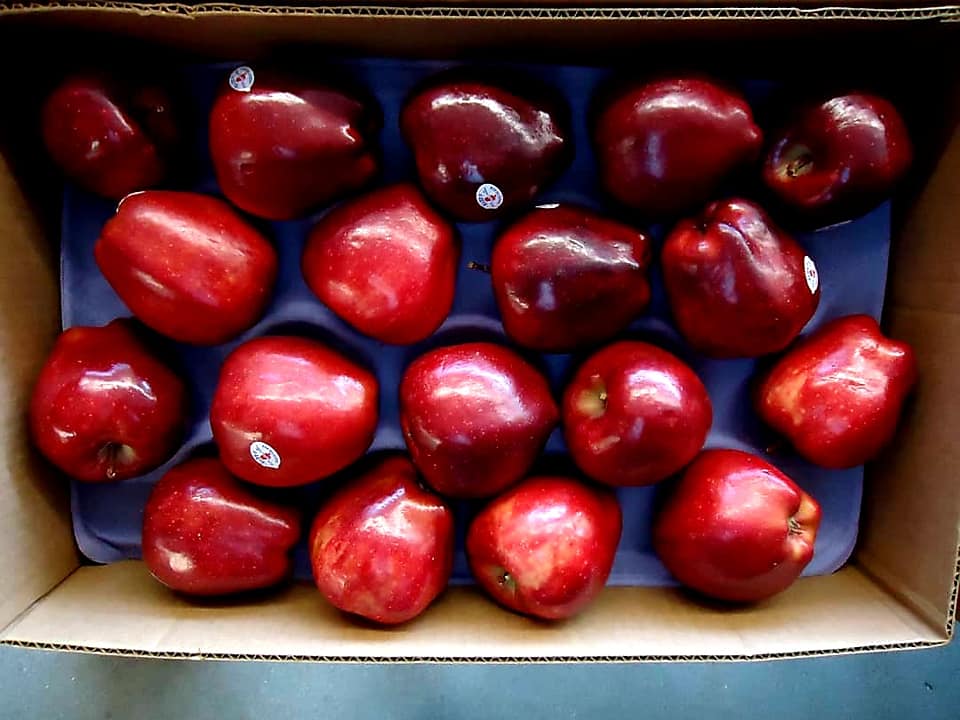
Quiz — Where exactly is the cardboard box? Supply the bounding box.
[0,1,957,661]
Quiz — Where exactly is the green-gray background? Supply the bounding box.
[0,640,956,718]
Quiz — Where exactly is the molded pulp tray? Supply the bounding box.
[61,58,891,586]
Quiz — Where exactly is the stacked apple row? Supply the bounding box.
[31,66,918,624]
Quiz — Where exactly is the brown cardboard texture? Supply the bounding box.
[0,2,957,662]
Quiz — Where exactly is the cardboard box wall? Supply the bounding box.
[0,1,957,661]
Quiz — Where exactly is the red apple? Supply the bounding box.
[29,319,188,482]
[593,77,762,217]
[302,184,459,344]
[661,198,820,358]
[763,93,912,225]
[142,457,301,596]
[400,342,558,498]
[42,73,179,199]
[309,455,454,625]
[210,336,378,488]
[756,314,917,468]
[209,67,380,220]
[400,77,570,221]
[491,204,652,352]
[653,449,822,603]
[563,341,712,487]
[95,191,278,346]
[467,476,621,620]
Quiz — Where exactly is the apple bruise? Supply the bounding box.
[302,184,460,345]
[757,315,917,468]
[562,341,712,487]
[653,449,822,603]
[28,321,189,483]
[398,343,559,499]
[309,457,454,625]
[763,93,913,221]
[467,477,622,621]
[142,458,301,596]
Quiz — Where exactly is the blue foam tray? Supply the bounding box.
[61,59,890,586]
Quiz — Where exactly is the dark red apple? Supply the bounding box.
[400,342,558,498]
[42,73,179,199]
[309,455,454,625]
[491,204,652,351]
[302,184,459,344]
[661,198,820,358]
[593,77,762,217]
[400,77,570,221]
[654,449,822,603]
[95,190,278,346]
[142,457,300,596]
[29,319,188,482]
[210,336,378,488]
[466,476,621,620]
[756,314,917,468]
[563,341,712,487]
[763,93,912,224]
[209,67,380,220]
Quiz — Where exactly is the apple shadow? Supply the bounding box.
[168,579,298,609]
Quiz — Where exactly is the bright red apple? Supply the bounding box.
[142,457,301,596]
[302,184,459,344]
[309,455,454,625]
[661,198,820,358]
[42,73,180,199]
[756,314,917,468]
[95,190,278,346]
[400,77,570,221]
[400,342,558,498]
[491,204,652,352]
[563,341,712,487]
[209,67,380,220]
[210,336,378,488]
[763,93,912,224]
[653,449,822,603]
[593,76,762,217]
[29,319,188,482]
[467,476,621,620]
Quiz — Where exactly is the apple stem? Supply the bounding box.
[99,441,133,481]
[765,438,786,455]
[788,517,802,535]
[102,444,119,481]
[467,261,491,274]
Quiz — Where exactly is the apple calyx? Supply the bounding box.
[575,377,608,419]
[781,144,816,179]
[493,566,517,596]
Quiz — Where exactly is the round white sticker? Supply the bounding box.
[475,183,504,210]
[229,66,255,92]
[250,441,280,469]
[803,255,819,295]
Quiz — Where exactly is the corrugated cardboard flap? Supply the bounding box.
[0,562,945,661]
[4,1,960,22]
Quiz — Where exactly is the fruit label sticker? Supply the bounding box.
[229,66,255,93]
[804,256,819,294]
[250,440,280,469]
[476,183,504,210]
